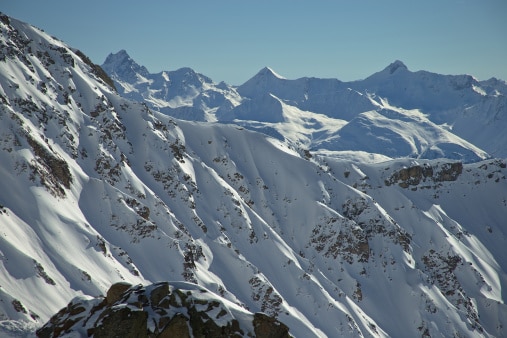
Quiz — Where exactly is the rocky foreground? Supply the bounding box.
[36,282,291,338]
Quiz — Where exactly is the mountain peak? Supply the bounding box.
[256,66,286,79]
[104,49,131,66]
[115,49,130,57]
[236,66,286,97]
[384,60,408,74]
[101,49,149,79]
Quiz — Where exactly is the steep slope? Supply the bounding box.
[0,13,506,338]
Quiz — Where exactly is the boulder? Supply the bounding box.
[92,306,148,338]
[106,282,132,305]
[253,312,291,338]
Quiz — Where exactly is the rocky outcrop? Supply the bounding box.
[105,282,131,305]
[253,313,291,338]
[386,162,463,188]
[36,282,291,338]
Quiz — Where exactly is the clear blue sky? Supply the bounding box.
[2,1,506,84]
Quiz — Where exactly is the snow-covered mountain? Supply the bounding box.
[0,13,506,337]
[103,51,507,163]
[102,50,241,122]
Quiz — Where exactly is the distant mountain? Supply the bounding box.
[102,52,507,162]
[1,13,507,338]
[102,50,241,122]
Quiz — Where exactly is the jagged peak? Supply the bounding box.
[385,60,408,74]
[102,49,149,79]
[104,49,131,64]
[157,66,214,86]
[384,60,409,74]
[363,60,410,81]
[237,66,286,91]
[170,66,202,80]
[255,66,286,80]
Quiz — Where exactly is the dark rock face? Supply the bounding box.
[105,282,132,305]
[92,307,148,338]
[253,313,291,338]
[36,282,292,338]
[35,300,91,338]
[158,314,190,338]
[386,162,463,188]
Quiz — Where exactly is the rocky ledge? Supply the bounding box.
[385,162,463,188]
[36,282,291,338]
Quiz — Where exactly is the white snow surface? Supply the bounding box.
[0,13,506,337]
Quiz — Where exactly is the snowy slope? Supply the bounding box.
[0,13,506,337]
[352,61,507,158]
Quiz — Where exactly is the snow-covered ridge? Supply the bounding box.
[103,50,507,161]
[102,50,241,122]
[0,13,506,337]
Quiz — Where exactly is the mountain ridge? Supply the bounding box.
[102,50,506,161]
[0,13,506,337]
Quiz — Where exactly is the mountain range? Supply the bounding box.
[0,13,506,337]
[102,49,507,163]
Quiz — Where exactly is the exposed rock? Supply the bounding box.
[253,313,291,338]
[435,162,463,182]
[36,282,292,337]
[25,133,72,197]
[386,162,462,188]
[421,250,483,332]
[106,282,132,305]
[74,49,117,91]
[36,299,95,338]
[149,282,170,307]
[92,306,148,338]
[158,314,190,338]
[11,299,27,314]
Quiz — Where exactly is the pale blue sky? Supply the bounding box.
[2,1,506,84]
